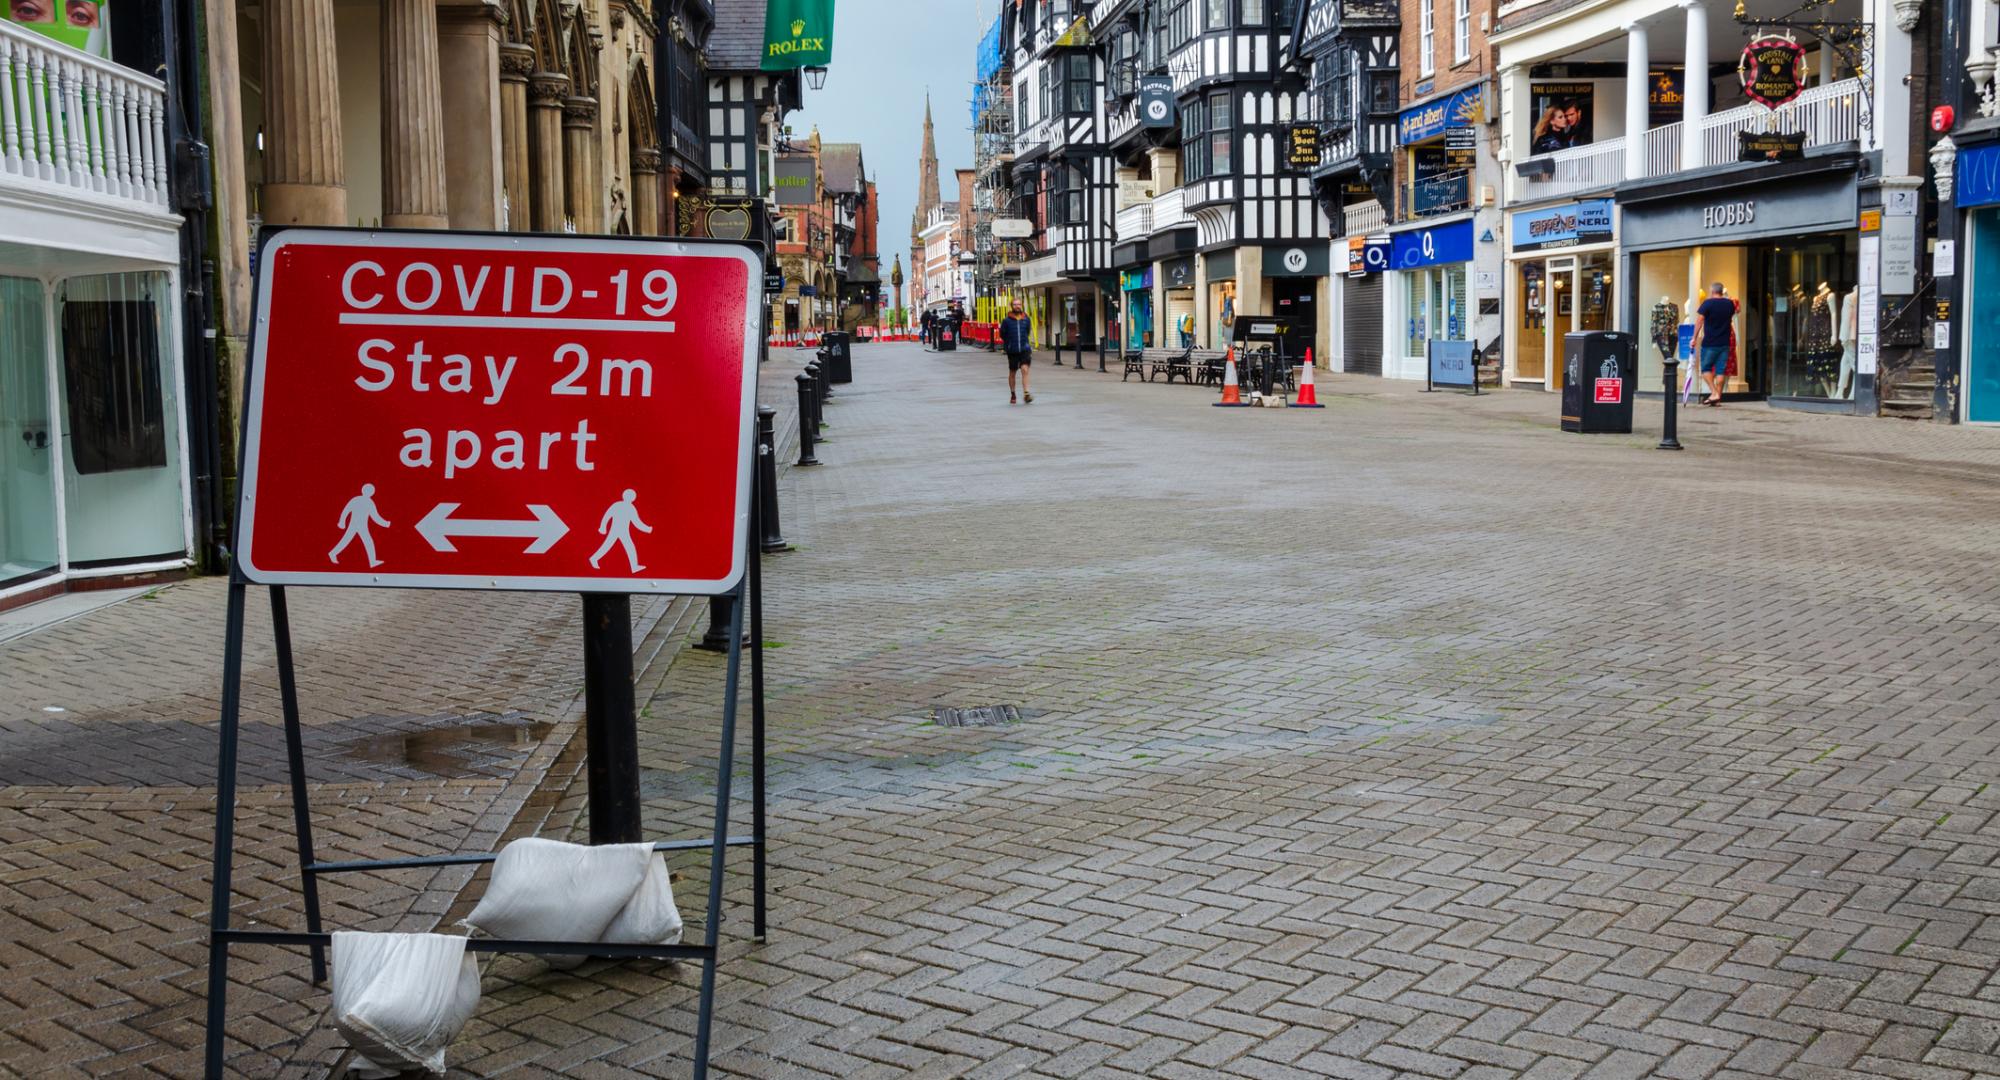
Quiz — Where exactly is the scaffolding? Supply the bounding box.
[970,13,1014,323]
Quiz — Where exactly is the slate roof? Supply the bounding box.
[709,0,769,71]
[821,143,865,194]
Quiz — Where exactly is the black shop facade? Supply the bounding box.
[1616,153,1863,409]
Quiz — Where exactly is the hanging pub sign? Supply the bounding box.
[1738,130,1807,162]
[1739,34,1807,109]
[1140,76,1176,128]
[1288,125,1321,170]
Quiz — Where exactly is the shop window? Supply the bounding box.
[1206,0,1230,30]
[1419,0,1435,76]
[1453,0,1470,63]
[1208,91,1234,175]
[1760,237,1857,400]
[1241,0,1266,25]
[56,271,185,565]
[1182,97,1207,180]
[1064,53,1094,116]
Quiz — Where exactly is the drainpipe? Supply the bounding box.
[162,0,222,566]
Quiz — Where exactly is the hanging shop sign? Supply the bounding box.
[1389,219,1474,270]
[1347,236,1390,276]
[1738,130,1807,162]
[1740,34,1807,109]
[1288,125,1322,170]
[1140,76,1176,128]
[1510,199,1613,252]
[1398,84,1485,146]
[773,154,816,206]
[993,218,1034,239]
[235,229,762,594]
[760,0,835,71]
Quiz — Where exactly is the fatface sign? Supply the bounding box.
[236,230,761,595]
[1740,35,1807,109]
[1140,76,1176,128]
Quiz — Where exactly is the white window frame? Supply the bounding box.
[1420,1,1436,76]
[1453,0,1470,63]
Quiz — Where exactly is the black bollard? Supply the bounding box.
[1659,358,1684,451]
[802,362,824,438]
[1098,336,1107,373]
[696,595,748,651]
[1074,337,1085,369]
[794,372,820,466]
[757,407,790,551]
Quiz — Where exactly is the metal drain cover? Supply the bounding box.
[933,705,1022,727]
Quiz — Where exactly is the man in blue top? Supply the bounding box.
[1690,281,1736,406]
[1000,302,1035,405]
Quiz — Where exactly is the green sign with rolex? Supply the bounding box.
[761,0,835,71]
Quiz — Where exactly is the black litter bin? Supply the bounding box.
[823,331,853,383]
[937,325,958,351]
[1560,331,1636,434]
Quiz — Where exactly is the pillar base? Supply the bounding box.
[262,183,348,227]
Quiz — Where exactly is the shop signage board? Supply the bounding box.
[1738,131,1806,162]
[1937,239,1957,278]
[1398,85,1484,145]
[236,229,762,595]
[1880,213,1919,295]
[1120,268,1152,291]
[1347,236,1390,275]
[1647,69,1684,128]
[1444,126,1477,171]
[1619,172,1856,253]
[1162,256,1196,288]
[1739,34,1807,109]
[773,154,816,206]
[1390,220,1474,270]
[760,0,834,70]
[1264,245,1330,278]
[1289,125,1322,170]
[993,218,1034,239]
[1427,339,1476,389]
[1140,76,1176,127]
[1956,143,2000,209]
[1510,199,1613,252]
[1858,235,1880,375]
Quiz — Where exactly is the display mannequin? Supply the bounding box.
[1651,296,1680,355]
[1837,287,1857,399]
[1801,282,1839,395]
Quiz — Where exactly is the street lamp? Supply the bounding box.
[804,66,829,91]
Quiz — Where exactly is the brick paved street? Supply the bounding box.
[13,340,2000,1077]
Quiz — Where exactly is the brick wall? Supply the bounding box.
[1395,0,1500,220]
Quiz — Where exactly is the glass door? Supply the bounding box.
[1517,261,1548,382]
[0,277,59,586]
[1548,255,1577,390]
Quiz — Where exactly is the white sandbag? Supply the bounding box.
[330,931,481,1079]
[463,838,682,958]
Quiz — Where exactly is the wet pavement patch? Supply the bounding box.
[933,705,1023,728]
[343,714,555,778]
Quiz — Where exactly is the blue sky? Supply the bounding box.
[793,0,998,301]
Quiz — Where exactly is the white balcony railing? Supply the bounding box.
[0,22,171,209]
[1510,76,1868,203]
[1342,199,1387,236]
[1643,121,1682,178]
[1512,138,1625,203]
[1150,187,1186,233]
[1115,203,1152,242]
[1696,77,1863,168]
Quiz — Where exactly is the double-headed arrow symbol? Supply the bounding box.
[416,503,568,554]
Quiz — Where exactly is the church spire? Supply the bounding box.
[911,93,944,295]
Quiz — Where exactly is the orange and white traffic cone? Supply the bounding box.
[1291,348,1324,408]
[1213,348,1248,407]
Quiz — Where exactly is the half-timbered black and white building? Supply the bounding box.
[1295,0,1398,374]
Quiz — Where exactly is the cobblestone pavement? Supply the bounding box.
[0,357,806,1078]
[280,341,1995,1079]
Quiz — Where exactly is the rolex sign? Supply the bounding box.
[1140,76,1175,128]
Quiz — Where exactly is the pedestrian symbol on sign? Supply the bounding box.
[590,490,653,573]
[328,484,390,568]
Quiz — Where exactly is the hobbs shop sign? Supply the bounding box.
[1620,171,1856,252]
[1702,200,1756,229]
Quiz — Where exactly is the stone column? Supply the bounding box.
[1624,23,1649,181]
[1681,1,1709,170]
[528,72,569,231]
[564,96,601,232]
[381,0,451,228]
[436,0,506,230]
[262,0,345,225]
[498,45,533,230]
[632,148,661,235]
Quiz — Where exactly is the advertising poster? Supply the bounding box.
[3,0,110,56]
[1530,83,1594,154]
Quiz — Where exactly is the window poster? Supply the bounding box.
[3,0,110,56]
[1530,83,1594,154]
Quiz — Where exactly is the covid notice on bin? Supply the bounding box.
[235,229,762,596]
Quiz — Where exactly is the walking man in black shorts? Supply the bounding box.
[1000,303,1034,404]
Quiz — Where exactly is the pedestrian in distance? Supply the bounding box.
[1001,302,1035,405]
[920,309,935,350]
[1690,281,1737,407]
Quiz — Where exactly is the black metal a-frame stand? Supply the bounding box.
[201,470,772,1080]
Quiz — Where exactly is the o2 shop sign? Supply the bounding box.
[235,229,762,595]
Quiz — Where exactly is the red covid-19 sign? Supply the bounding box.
[235,229,762,595]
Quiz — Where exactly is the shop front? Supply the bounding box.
[1618,162,1860,404]
[0,268,193,607]
[1388,219,1475,381]
[1505,198,1615,390]
[1121,268,1154,350]
[1342,233,1390,375]
[1160,256,1198,349]
[1262,244,1330,364]
[1205,251,1238,351]
[1956,142,2000,422]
